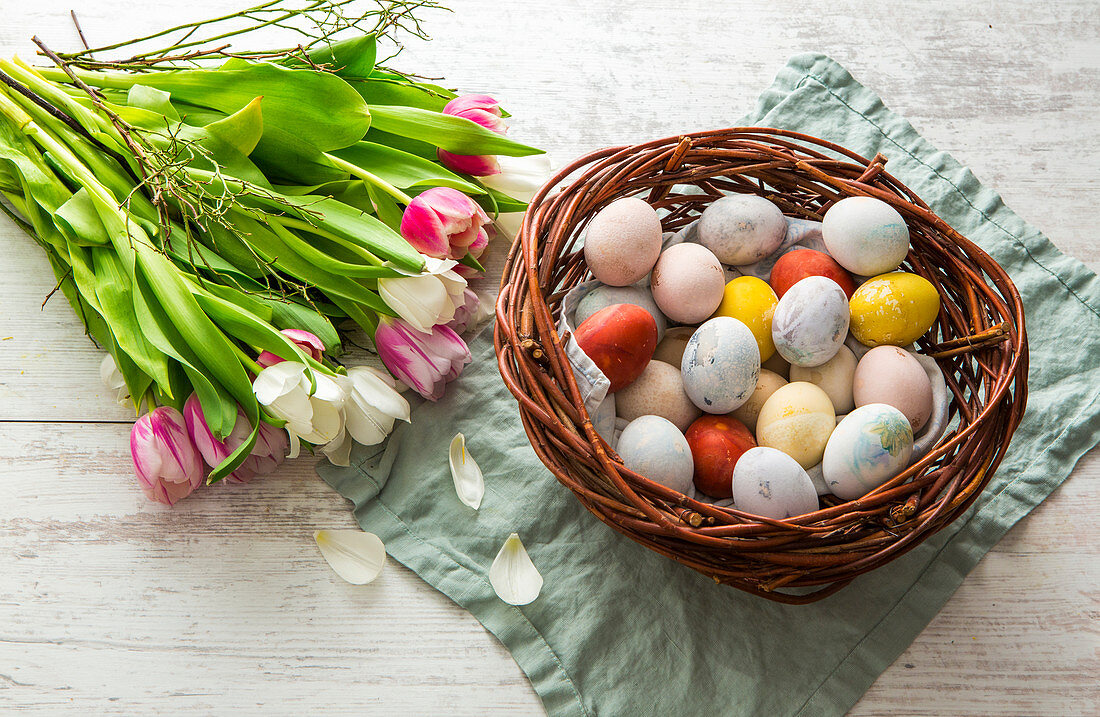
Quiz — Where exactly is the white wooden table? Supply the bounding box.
[1,1,1097,714]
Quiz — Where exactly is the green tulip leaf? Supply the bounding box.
[331,141,485,194]
[367,104,542,157]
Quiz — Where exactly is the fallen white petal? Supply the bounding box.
[314,529,386,585]
[449,433,485,510]
[489,532,542,605]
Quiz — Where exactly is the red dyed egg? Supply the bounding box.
[685,414,756,498]
[770,249,857,299]
[574,304,658,392]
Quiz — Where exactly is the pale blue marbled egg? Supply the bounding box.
[616,415,694,494]
[680,317,760,414]
[822,403,914,500]
[771,275,849,368]
[575,283,668,341]
[732,447,819,519]
[696,194,787,266]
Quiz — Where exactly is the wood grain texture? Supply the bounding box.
[0,1,1097,714]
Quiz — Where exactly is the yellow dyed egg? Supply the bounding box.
[755,382,836,469]
[712,276,778,360]
[849,272,940,347]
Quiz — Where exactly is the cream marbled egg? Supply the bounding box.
[756,381,836,468]
[616,361,701,432]
[583,197,663,286]
[681,317,760,414]
[616,415,694,494]
[650,243,726,323]
[576,283,668,341]
[822,403,914,500]
[696,194,787,266]
[821,196,910,276]
[853,346,933,431]
[732,447,820,520]
[730,369,788,433]
[790,344,857,414]
[771,276,850,367]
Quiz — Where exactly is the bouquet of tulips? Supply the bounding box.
[0,1,547,505]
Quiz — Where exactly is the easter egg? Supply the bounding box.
[616,360,701,432]
[730,369,788,433]
[761,351,791,380]
[685,415,756,498]
[770,248,856,299]
[650,243,726,323]
[790,344,857,414]
[575,284,668,341]
[853,346,933,431]
[756,382,836,469]
[732,447,819,520]
[617,415,694,494]
[681,317,760,414]
[849,272,940,347]
[822,404,914,500]
[712,276,778,360]
[583,197,663,286]
[771,276,850,367]
[574,304,657,392]
[697,194,787,266]
[821,196,910,276]
[652,326,696,367]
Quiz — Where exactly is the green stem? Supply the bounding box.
[274,216,384,267]
[325,153,413,205]
[228,339,264,375]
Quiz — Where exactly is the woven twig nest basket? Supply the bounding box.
[495,128,1028,603]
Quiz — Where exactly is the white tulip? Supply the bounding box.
[320,367,411,467]
[99,353,132,406]
[480,153,553,203]
[379,257,470,333]
[252,362,347,458]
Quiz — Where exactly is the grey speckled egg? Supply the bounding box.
[616,361,701,431]
[681,317,760,414]
[771,276,849,368]
[616,415,694,494]
[583,197,663,286]
[697,194,787,266]
[576,284,668,341]
[732,446,820,520]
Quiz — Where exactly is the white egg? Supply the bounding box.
[575,283,668,341]
[822,403,914,500]
[771,275,849,367]
[696,194,787,266]
[821,196,910,276]
[790,345,857,414]
[732,447,820,520]
[680,317,760,414]
[616,415,694,494]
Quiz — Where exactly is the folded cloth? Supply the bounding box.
[318,53,1100,717]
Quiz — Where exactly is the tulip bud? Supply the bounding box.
[437,94,507,176]
[375,317,472,401]
[183,394,288,484]
[252,362,347,458]
[256,329,325,369]
[131,406,204,506]
[448,288,493,334]
[400,187,490,261]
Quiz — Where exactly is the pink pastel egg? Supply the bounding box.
[650,243,725,324]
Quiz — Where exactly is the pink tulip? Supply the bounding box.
[400,187,491,261]
[437,94,507,176]
[375,317,472,401]
[448,289,482,334]
[256,329,325,369]
[131,406,203,506]
[183,394,288,484]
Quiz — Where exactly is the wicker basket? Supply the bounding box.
[495,128,1028,604]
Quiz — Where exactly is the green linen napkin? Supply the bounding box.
[318,53,1100,717]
